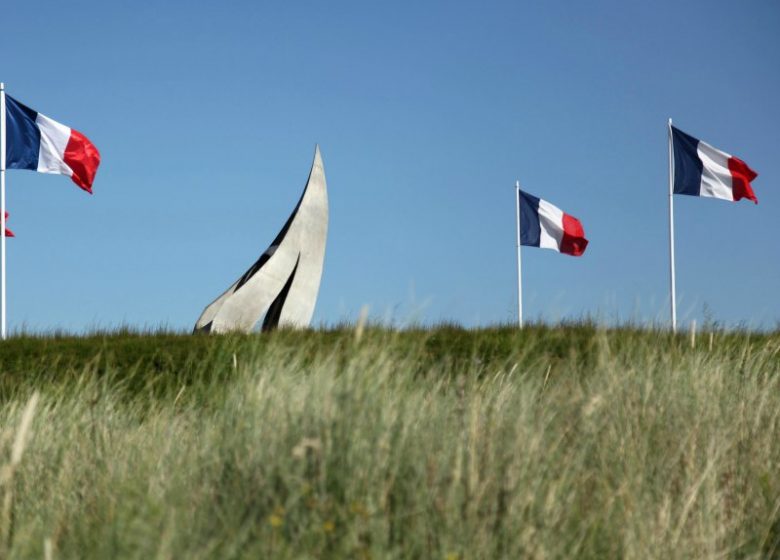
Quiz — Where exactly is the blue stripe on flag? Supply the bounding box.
[671,125,702,197]
[518,189,542,247]
[5,95,40,171]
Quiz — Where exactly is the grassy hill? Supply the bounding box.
[0,325,779,558]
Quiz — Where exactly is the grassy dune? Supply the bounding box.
[0,325,779,559]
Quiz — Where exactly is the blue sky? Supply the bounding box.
[1,0,778,332]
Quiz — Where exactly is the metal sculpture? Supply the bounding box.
[195,146,328,333]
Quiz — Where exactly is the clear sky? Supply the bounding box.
[1,0,778,332]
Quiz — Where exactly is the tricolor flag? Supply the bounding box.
[518,190,588,256]
[671,125,757,204]
[4,95,100,193]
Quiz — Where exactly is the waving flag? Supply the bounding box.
[671,125,757,204]
[3,213,12,238]
[4,95,100,193]
[518,189,588,256]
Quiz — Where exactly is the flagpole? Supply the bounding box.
[1,82,6,341]
[515,180,523,328]
[668,118,677,333]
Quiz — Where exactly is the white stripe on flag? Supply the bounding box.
[35,113,74,177]
[697,140,734,201]
[537,199,564,251]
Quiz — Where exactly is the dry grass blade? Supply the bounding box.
[11,392,40,466]
[355,305,369,342]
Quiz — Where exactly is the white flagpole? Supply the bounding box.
[1,82,6,340]
[668,118,677,333]
[515,180,523,328]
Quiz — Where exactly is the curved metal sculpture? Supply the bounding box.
[194,146,328,333]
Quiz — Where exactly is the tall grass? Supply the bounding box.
[0,326,779,558]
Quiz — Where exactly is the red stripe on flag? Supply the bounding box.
[3,212,14,238]
[728,156,758,204]
[560,213,588,256]
[63,129,101,194]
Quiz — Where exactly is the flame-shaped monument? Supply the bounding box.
[194,146,328,333]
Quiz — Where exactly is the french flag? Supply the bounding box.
[4,95,100,193]
[671,125,757,204]
[518,190,588,256]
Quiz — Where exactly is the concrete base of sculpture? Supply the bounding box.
[194,146,328,333]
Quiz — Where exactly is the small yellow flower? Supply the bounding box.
[445,553,459,560]
[322,520,335,533]
[268,505,285,528]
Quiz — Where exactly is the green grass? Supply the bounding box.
[0,325,779,558]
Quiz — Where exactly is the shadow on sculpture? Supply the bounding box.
[194,146,328,333]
